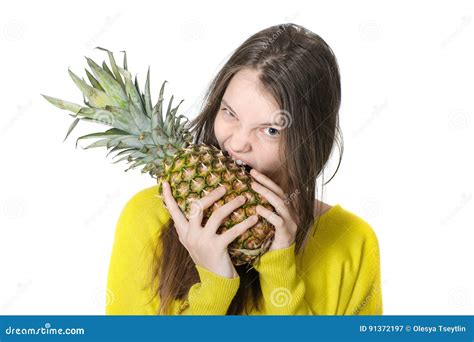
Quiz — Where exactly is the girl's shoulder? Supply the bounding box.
[116,185,170,243]
[122,184,169,222]
[314,200,333,218]
[309,203,380,258]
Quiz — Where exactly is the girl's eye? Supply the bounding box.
[222,107,235,118]
[263,127,280,138]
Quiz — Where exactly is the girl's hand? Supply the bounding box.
[161,181,258,279]
[250,169,298,252]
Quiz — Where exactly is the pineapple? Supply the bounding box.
[42,47,275,266]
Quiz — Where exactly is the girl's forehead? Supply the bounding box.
[223,70,281,123]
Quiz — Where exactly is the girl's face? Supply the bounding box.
[214,68,286,188]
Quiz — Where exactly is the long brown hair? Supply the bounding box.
[149,23,343,315]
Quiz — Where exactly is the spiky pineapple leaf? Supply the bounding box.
[82,138,110,149]
[103,105,141,135]
[110,147,136,159]
[119,136,146,149]
[105,135,136,149]
[76,107,129,131]
[144,67,153,118]
[64,118,80,142]
[122,50,128,70]
[85,57,128,109]
[95,47,125,88]
[151,81,167,143]
[75,128,128,144]
[102,61,115,79]
[134,75,148,118]
[45,47,193,179]
[128,96,151,133]
[85,69,105,92]
[41,95,82,114]
[118,66,144,115]
[68,69,120,108]
[112,155,132,164]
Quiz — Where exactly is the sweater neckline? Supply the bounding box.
[316,203,341,219]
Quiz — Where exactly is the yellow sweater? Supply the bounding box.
[106,185,383,315]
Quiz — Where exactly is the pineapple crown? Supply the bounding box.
[42,47,193,179]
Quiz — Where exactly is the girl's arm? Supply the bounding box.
[173,265,240,315]
[106,186,241,315]
[253,222,383,315]
[253,243,316,315]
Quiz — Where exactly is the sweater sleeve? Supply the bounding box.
[252,221,383,315]
[343,226,383,315]
[106,187,164,315]
[106,186,240,315]
[252,243,314,315]
[173,265,240,315]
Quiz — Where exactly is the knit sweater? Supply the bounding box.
[106,185,383,315]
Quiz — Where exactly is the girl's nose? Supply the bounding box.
[227,131,251,153]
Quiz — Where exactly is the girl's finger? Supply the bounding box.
[188,185,227,228]
[255,203,284,228]
[219,215,259,245]
[250,169,286,199]
[161,181,188,237]
[205,195,247,234]
[251,181,293,222]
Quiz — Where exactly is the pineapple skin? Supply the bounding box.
[157,144,275,266]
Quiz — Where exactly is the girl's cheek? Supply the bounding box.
[213,115,224,133]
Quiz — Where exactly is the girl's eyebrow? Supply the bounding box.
[221,98,283,127]
[221,99,238,115]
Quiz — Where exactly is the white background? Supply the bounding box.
[0,0,473,315]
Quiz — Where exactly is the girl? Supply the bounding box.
[106,23,383,315]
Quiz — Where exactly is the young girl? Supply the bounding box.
[106,23,383,315]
